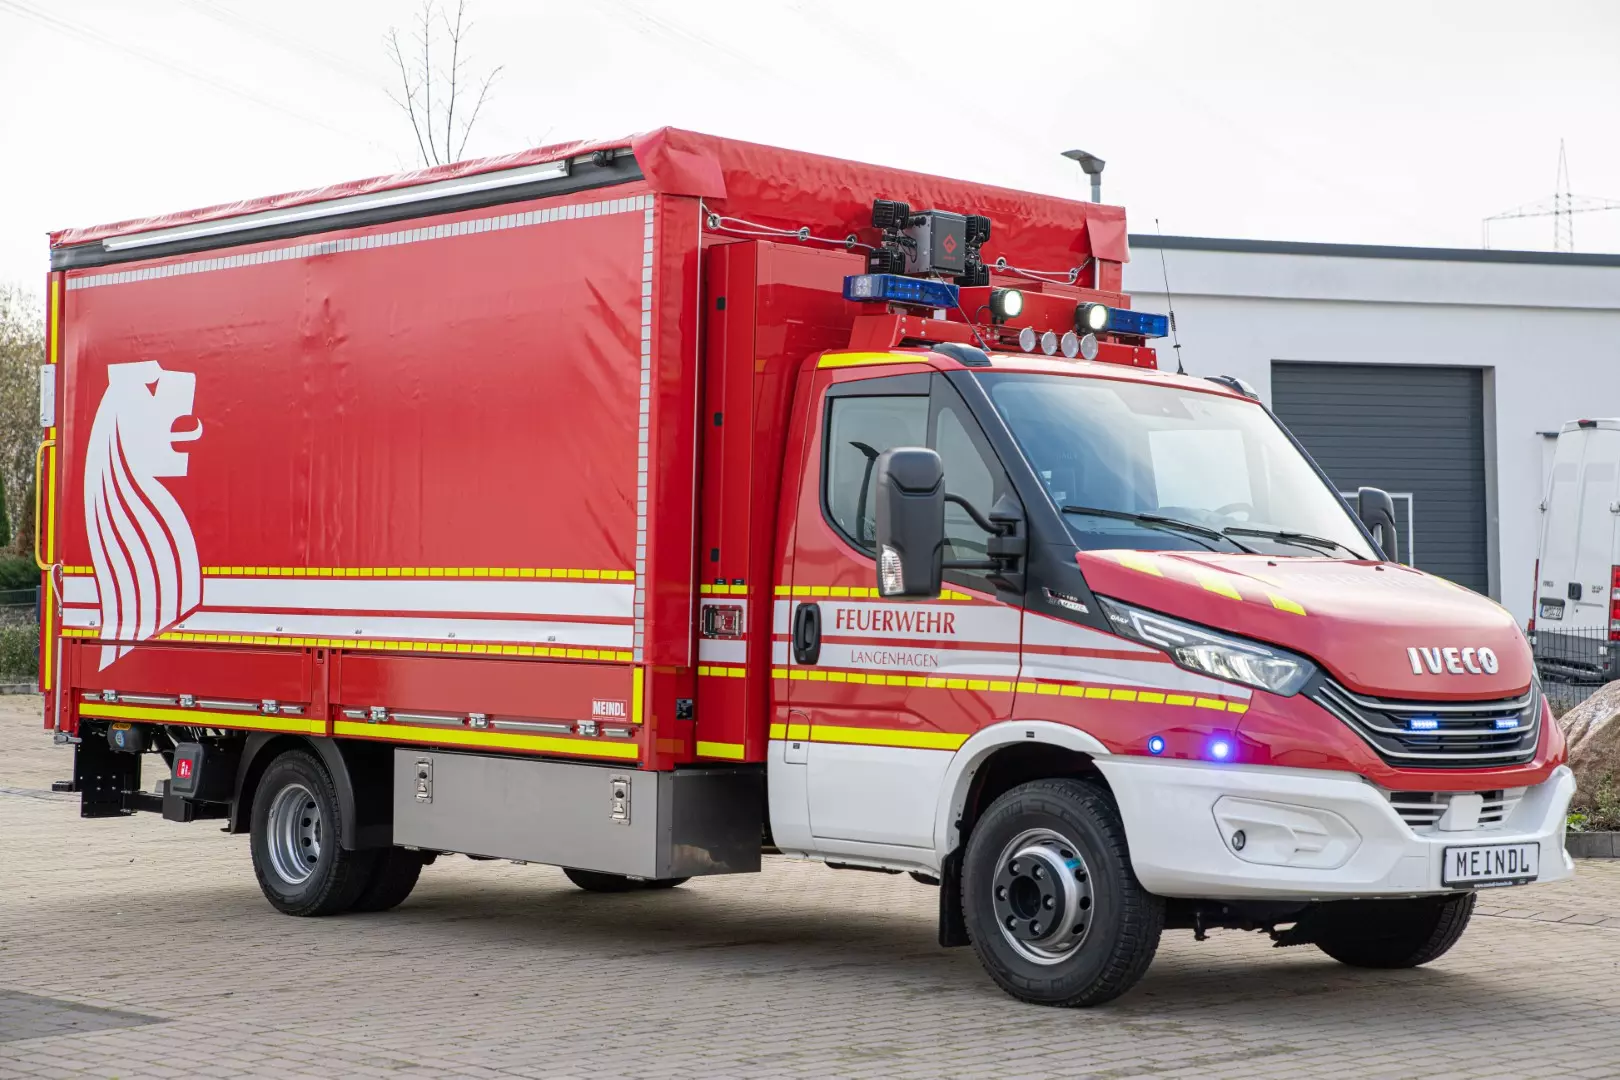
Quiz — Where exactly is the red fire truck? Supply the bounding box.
[37,129,1573,1006]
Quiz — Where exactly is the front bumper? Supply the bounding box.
[1093,756,1576,900]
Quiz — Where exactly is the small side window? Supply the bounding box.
[824,395,930,553]
[931,383,1015,588]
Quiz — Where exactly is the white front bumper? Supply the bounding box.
[1093,756,1576,900]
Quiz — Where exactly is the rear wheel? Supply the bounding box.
[962,778,1164,1007]
[351,847,427,913]
[1309,894,1476,968]
[250,750,377,916]
[562,868,689,892]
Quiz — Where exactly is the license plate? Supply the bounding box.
[1443,843,1539,888]
[1538,600,1564,620]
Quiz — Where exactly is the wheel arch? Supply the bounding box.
[230,735,393,849]
[933,720,1112,864]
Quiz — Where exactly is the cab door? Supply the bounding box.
[781,364,1023,854]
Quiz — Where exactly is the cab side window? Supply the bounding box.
[823,394,929,552]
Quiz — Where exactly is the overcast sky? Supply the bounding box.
[2,0,1619,292]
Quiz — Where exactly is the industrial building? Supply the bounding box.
[1123,236,1620,627]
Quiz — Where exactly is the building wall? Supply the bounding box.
[1122,239,1620,626]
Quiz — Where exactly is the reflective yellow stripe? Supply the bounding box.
[332,720,638,759]
[1268,592,1307,616]
[1112,551,1162,576]
[1195,570,1242,600]
[696,665,746,678]
[809,725,966,751]
[696,740,746,760]
[191,566,635,580]
[81,702,325,735]
[768,722,787,739]
[786,723,810,740]
[699,583,748,595]
[632,666,645,725]
[817,352,930,369]
[768,667,1250,713]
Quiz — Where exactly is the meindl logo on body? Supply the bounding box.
[591,699,628,718]
[833,606,957,636]
[1406,646,1500,676]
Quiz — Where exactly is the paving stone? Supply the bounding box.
[5,695,1620,1078]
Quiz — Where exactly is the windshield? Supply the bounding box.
[981,372,1376,559]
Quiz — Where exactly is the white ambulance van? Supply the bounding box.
[1534,419,1620,683]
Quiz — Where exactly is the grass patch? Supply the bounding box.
[1569,772,1620,832]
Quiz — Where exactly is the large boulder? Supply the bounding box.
[1555,681,1620,819]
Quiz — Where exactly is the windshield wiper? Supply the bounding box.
[1222,525,1360,557]
[1060,505,1260,554]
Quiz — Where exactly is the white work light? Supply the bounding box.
[1077,302,1110,333]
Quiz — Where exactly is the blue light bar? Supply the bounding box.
[1408,717,1440,732]
[1495,717,1520,730]
[843,274,961,309]
[1105,307,1170,338]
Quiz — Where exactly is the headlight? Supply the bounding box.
[1096,596,1317,696]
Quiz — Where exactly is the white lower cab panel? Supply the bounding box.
[1096,756,1576,899]
[807,741,952,850]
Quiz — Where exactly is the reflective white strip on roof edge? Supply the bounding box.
[66,195,653,291]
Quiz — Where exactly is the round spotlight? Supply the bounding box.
[1018,326,1037,352]
[1078,332,1100,361]
[1059,331,1080,359]
[1040,331,1059,355]
[1209,739,1232,761]
[1146,735,1166,756]
[990,288,1024,321]
[1077,302,1110,334]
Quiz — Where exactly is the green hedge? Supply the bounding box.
[0,620,38,682]
[0,554,36,591]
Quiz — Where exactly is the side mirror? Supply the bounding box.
[1357,486,1399,562]
[873,447,944,598]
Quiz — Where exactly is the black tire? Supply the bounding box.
[351,847,426,913]
[962,778,1164,1007]
[641,876,690,889]
[249,750,377,916]
[562,867,688,892]
[1310,894,1476,969]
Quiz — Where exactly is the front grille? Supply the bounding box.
[1386,788,1526,832]
[1309,678,1541,769]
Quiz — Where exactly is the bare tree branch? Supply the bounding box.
[442,0,466,170]
[415,2,439,164]
[384,27,432,170]
[456,65,501,161]
[384,0,500,167]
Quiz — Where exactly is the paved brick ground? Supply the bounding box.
[3,696,1619,1079]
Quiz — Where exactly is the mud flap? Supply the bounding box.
[938,848,968,948]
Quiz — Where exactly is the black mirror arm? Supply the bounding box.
[943,492,1011,536]
[941,492,1025,575]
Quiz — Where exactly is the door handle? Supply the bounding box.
[792,602,822,666]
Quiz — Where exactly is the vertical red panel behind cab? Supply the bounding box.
[694,240,862,763]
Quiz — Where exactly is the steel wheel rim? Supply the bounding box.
[266,782,322,886]
[991,827,1095,965]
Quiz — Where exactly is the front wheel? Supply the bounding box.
[1308,894,1476,968]
[962,778,1164,1007]
[250,750,377,916]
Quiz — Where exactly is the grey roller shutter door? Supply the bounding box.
[1270,362,1488,593]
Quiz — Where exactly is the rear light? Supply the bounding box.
[1611,565,1620,642]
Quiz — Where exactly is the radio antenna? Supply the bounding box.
[1154,218,1185,375]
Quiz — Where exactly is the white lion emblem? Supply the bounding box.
[83,361,203,670]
